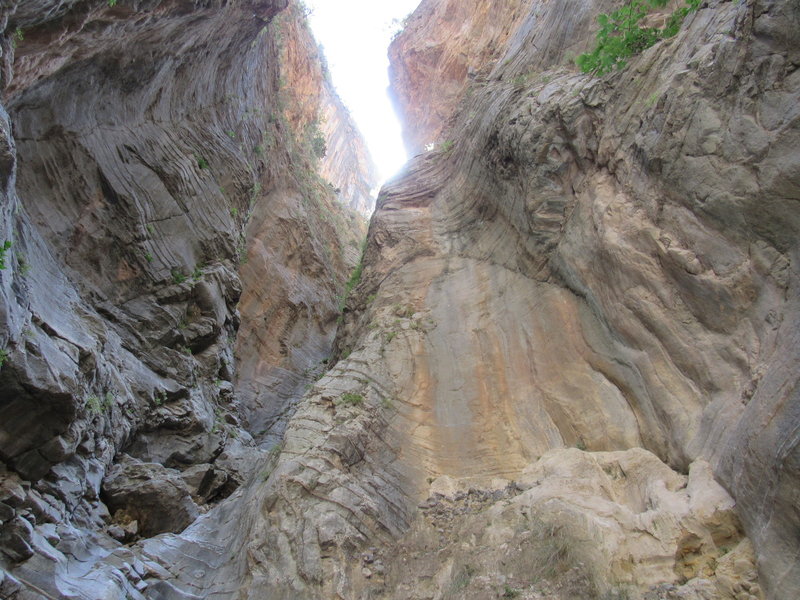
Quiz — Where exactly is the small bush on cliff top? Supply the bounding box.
[577,0,701,75]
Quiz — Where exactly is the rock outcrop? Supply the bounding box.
[0,0,371,596]
[343,0,798,597]
[0,0,798,598]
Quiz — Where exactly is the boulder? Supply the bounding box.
[102,457,198,537]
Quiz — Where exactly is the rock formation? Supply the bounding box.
[0,0,371,596]
[1,0,798,598]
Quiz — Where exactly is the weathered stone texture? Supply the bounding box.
[0,0,797,598]
[0,0,369,596]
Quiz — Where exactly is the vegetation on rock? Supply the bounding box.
[577,0,701,74]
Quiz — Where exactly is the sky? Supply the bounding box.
[304,0,422,185]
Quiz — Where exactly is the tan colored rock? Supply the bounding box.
[389,0,528,154]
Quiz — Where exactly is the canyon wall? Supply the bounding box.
[371,0,799,596]
[0,0,797,599]
[0,0,372,597]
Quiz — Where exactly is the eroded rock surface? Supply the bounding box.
[102,458,198,538]
[0,0,797,598]
[0,0,369,597]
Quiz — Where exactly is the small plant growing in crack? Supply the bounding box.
[85,392,113,415]
[171,268,187,284]
[11,28,23,49]
[337,392,363,406]
[195,154,210,170]
[0,240,11,269]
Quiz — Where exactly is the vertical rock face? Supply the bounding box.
[357,0,796,596]
[388,0,529,155]
[0,0,371,597]
[0,0,797,599]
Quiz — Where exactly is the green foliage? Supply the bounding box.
[440,140,454,152]
[304,119,327,160]
[11,28,23,49]
[0,240,11,269]
[0,348,8,368]
[338,392,363,406]
[338,242,366,312]
[17,255,30,276]
[250,182,262,206]
[144,252,153,262]
[146,224,155,234]
[576,0,701,75]
[171,268,187,284]
[192,265,203,281]
[196,154,210,170]
[85,392,114,415]
[268,442,283,458]
[108,0,118,7]
[502,585,521,598]
[644,91,661,106]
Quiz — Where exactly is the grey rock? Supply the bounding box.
[179,463,228,504]
[0,515,34,562]
[102,459,199,537]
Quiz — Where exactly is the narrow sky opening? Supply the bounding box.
[304,0,421,186]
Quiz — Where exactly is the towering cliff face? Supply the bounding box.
[0,0,372,596]
[358,0,799,596]
[0,0,797,599]
[388,0,529,155]
[183,0,793,597]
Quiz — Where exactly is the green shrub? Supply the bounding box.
[577,0,701,75]
[171,268,187,284]
[17,255,30,276]
[338,242,366,312]
[0,348,8,368]
[338,392,363,406]
[0,240,11,269]
[11,28,23,49]
[85,392,113,415]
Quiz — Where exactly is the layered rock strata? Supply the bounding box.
[0,0,370,597]
[346,0,798,597]
[0,0,797,598]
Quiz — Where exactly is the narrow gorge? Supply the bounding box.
[0,1,798,599]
